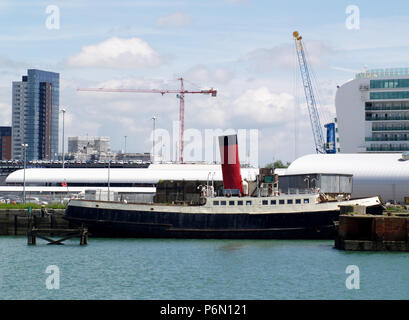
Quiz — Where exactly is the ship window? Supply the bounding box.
[213,201,219,206]
[279,200,285,205]
[262,200,268,205]
[287,199,293,204]
[237,201,243,206]
[303,199,309,204]
[271,200,276,205]
[296,199,301,204]
[229,201,235,206]
[221,201,226,206]
[246,200,252,205]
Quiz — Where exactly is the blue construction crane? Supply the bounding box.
[293,31,336,154]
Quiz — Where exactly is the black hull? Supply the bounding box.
[64,204,341,240]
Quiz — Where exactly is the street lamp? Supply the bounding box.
[211,172,216,197]
[21,143,28,204]
[60,108,66,168]
[107,153,112,201]
[151,116,157,163]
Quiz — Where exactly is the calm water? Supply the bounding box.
[0,236,408,300]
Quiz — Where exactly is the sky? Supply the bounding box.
[1,0,409,166]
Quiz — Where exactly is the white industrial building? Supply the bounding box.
[67,136,111,161]
[336,68,409,153]
[281,153,409,204]
[1,163,258,203]
[5,164,257,185]
[68,136,110,154]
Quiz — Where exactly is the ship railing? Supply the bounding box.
[283,188,320,195]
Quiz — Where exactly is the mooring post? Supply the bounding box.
[14,215,18,236]
[27,230,36,245]
[80,225,88,245]
[25,214,88,245]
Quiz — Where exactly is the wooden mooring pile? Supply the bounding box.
[26,210,88,245]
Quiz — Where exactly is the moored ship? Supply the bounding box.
[64,135,383,239]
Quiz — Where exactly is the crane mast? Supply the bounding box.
[293,31,327,154]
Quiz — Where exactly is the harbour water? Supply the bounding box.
[0,236,408,300]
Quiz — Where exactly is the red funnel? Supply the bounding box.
[218,135,243,194]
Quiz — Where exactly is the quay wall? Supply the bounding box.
[335,213,409,251]
[0,209,67,236]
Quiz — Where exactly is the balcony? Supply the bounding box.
[372,127,409,131]
[366,146,409,152]
[365,106,409,111]
[365,137,409,141]
[366,116,409,121]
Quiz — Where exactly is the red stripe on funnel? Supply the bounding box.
[218,135,243,194]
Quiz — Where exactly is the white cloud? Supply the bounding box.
[66,37,162,69]
[245,41,332,72]
[156,12,192,28]
[185,65,233,84]
[232,87,295,124]
[0,102,11,126]
[224,0,249,4]
[330,66,360,73]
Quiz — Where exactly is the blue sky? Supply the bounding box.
[0,0,408,165]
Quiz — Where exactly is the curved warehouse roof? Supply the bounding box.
[283,153,409,202]
[284,153,409,180]
[0,186,156,193]
[5,164,259,185]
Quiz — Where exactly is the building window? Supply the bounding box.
[246,200,252,205]
[271,200,276,205]
[213,201,219,206]
[220,201,226,206]
[262,200,268,205]
[296,199,301,204]
[279,200,285,205]
[303,199,309,204]
[287,199,293,204]
[229,201,235,206]
[237,201,243,206]
[370,79,409,89]
[370,91,409,100]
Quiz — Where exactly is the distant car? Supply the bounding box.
[26,197,42,204]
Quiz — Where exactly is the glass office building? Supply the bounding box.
[336,68,409,153]
[12,69,59,160]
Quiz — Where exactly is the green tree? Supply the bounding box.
[265,160,291,169]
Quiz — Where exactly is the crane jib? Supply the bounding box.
[77,78,217,163]
[293,32,327,154]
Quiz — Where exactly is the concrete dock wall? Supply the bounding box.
[0,209,68,236]
[336,214,409,251]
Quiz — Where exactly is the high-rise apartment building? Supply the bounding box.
[0,127,12,160]
[12,69,59,160]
